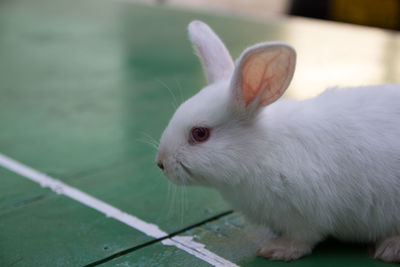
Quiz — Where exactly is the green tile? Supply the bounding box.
[0,2,232,265]
[0,0,229,240]
[0,168,49,212]
[0,192,150,267]
[0,0,138,174]
[0,156,228,266]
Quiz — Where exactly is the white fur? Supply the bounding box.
[157,21,400,261]
[188,20,234,84]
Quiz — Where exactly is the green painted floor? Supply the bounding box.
[0,0,399,266]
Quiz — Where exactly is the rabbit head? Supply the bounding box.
[156,20,296,187]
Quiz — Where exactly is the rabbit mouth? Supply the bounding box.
[179,161,193,176]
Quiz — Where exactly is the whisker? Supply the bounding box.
[180,185,185,226]
[136,132,160,150]
[183,185,188,216]
[141,132,160,145]
[166,182,173,217]
[174,77,185,105]
[156,78,178,110]
[167,182,178,218]
[136,138,158,150]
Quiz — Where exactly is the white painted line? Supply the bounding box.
[0,153,238,267]
[163,236,238,266]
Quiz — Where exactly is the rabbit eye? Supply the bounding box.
[189,127,210,144]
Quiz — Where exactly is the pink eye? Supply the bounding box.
[189,127,210,144]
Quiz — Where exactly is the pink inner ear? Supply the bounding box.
[240,48,291,107]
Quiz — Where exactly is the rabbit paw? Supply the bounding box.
[256,237,312,262]
[373,236,400,263]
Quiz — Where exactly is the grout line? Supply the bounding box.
[0,192,53,212]
[164,210,233,238]
[84,210,233,266]
[0,153,238,267]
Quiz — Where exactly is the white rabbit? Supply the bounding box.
[156,20,400,262]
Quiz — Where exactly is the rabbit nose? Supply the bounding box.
[157,161,164,170]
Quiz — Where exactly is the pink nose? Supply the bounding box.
[157,161,164,170]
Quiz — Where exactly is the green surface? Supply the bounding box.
[105,213,398,267]
[102,242,213,267]
[0,0,228,233]
[0,191,148,266]
[0,0,230,265]
[1,0,400,266]
[0,168,49,211]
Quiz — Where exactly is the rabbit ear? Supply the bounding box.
[188,20,234,84]
[230,42,296,114]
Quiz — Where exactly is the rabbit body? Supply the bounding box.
[217,84,400,245]
[157,20,400,261]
